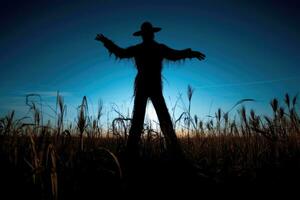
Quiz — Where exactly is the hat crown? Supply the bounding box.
[140,22,154,32]
[133,21,161,36]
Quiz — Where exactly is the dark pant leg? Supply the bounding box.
[151,92,183,157]
[127,90,148,157]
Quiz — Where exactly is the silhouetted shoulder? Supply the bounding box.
[131,43,142,50]
[158,43,174,53]
[158,43,168,49]
[158,43,193,61]
[156,42,171,54]
[129,44,141,49]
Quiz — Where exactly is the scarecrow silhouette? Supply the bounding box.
[96,22,205,158]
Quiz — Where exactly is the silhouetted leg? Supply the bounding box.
[127,90,148,158]
[151,92,183,158]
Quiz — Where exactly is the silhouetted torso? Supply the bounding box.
[134,41,163,73]
[132,41,165,95]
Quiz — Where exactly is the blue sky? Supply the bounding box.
[0,0,299,123]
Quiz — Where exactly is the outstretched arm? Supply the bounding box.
[95,34,135,59]
[162,45,205,61]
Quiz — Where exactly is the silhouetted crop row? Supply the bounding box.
[0,91,299,199]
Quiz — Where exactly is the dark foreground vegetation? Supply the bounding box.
[1,93,300,199]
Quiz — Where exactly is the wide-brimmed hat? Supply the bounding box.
[133,22,161,36]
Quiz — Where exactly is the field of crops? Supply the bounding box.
[1,93,300,199]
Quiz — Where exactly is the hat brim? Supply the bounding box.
[133,27,161,36]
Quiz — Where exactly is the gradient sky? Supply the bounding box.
[1,0,299,123]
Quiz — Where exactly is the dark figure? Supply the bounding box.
[96,22,205,158]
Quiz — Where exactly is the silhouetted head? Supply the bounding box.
[133,21,161,42]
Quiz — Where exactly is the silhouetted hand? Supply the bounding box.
[95,34,110,43]
[192,50,206,61]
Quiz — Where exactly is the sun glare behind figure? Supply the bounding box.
[146,102,158,123]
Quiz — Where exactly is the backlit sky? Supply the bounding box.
[1,0,299,122]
